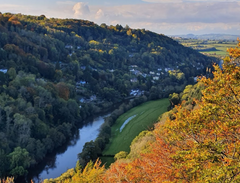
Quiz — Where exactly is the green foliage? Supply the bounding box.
[169,92,180,106]
[78,141,101,167]
[8,147,32,177]
[7,68,16,80]
[75,160,82,172]
[114,151,128,160]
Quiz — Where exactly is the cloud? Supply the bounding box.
[57,1,75,5]
[131,22,240,35]
[95,9,104,20]
[99,2,240,24]
[73,2,90,17]
[142,0,182,3]
[142,0,240,2]
[86,2,240,35]
[67,1,240,34]
[0,4,31,13]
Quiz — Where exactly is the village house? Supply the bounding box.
[80,66,86,70]
[65,45,73,49]
[90,95,97,101]
[165,68,173,72]
[130,78,138,83]
[129,54,134,57]
[130,69,141,76]
[153,76,159,80]
[76,81,86,87]
[130,65,138,68]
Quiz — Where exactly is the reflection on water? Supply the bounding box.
[27,113,110,183]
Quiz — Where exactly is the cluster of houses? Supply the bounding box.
[129,65,176,82]
[65,45,81,50]
[130,89,144,97]
[65,44,81,57]
[79,95,97,104]
[191,62,204,70]
[76,80,87,94]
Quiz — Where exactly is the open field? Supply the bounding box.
[102,98,169,156]
[177,39,238,58]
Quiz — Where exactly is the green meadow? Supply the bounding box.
[102,98,169,156]
[180,39,237,58]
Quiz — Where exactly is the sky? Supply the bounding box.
[0,0,240,35]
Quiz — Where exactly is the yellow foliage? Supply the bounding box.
[0,177,14,183]
[44,159,105,183]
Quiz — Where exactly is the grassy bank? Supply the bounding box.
[102,98,169,156]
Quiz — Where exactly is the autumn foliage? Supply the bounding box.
[44,40,240,182]
[44,160,105,183]
[55,82,70,100]
[0,177,14,183]
[103,40,240,182]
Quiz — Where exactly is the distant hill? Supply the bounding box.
[171,34,239,40]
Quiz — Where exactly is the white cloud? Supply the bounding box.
[131,22,239,35]
[73,2,90,17]
[95,9,104,20]
[56,1,240,34]
[0,4,30,13]
[87,2,240,34]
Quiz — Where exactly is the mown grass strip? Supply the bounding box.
[103,98,169,155]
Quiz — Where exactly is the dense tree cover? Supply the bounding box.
[0,13,214,100]
[43,40,240,182]
[0,12,213,178]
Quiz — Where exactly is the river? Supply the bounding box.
[219,60,223,69]
[25,113,110,183]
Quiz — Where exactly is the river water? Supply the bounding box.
[27,113,110,183]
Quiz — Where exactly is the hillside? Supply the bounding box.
[0,12,214,178]
[43,39,240,183]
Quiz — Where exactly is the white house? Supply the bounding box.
[130,78,138,83]
[65,45,73,49]
[153,76,159,80]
